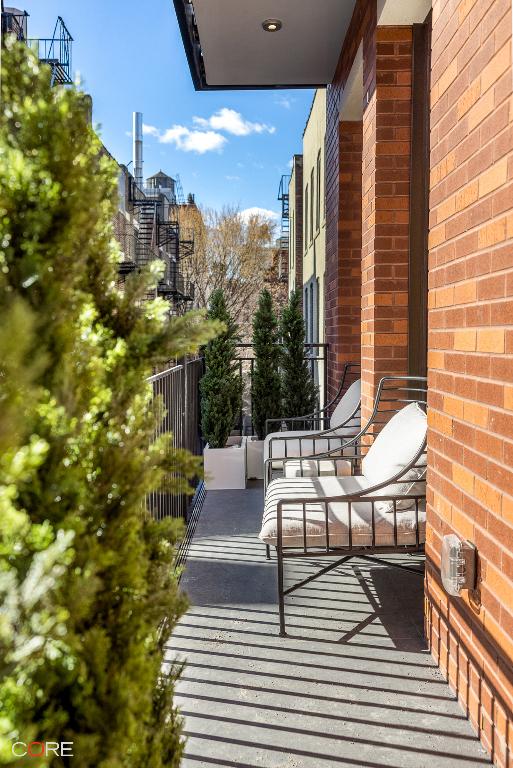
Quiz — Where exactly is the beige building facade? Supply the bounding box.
[302,89,326,403]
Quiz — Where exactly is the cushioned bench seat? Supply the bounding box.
[260,475,426,549]
[283,456,353,478]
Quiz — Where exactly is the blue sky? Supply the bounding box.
[27,0,314,219]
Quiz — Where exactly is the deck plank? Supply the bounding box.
[165,482,491,768]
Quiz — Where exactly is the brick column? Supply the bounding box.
[325,122,363,402]
[361,27,413,422]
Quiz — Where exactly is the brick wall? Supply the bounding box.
[325,0,374,402]
[361,26,413,423]
[426,0,513,764]
[293,155,303,298]
[325,122,363,402]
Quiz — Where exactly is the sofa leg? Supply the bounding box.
[277,547,286,637]
[265,544,271,560]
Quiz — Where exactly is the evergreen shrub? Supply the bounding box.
[251,290,282,439]
[0,41,217,768]
[200,289,241,449]
[280,289,318,421]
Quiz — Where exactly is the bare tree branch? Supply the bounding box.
[177,204,277,337]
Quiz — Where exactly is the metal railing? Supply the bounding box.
[147,357,204,521]
[234,342,328,436]
[1,10,28,41]
[27,17,73,86]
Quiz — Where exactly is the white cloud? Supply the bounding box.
[140,108,274,155]
[142,123,160,137]
[225,175,241,181]
[164,126,226,153]
[143,123,226,154]
[193,108,275,137]
[275,95,295,110]
[239,207,280,223]
[287,158,294,169]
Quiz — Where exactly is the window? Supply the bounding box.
[309,283,314,344]
[316,150,321,231]
[310,168,314,242]
[304,183,309,250]
[304,287,309,338]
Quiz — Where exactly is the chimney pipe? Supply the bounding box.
[133,111,143,188]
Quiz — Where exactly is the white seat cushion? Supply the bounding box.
[362,402,427,513]
[264,430,347,462]
[330,379,362,431]
[283,457,353,478]
[260,475,425,548]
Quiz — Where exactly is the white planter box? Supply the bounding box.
[246,437,264,480]
[204,436,247,490]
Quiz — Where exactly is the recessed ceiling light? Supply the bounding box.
[262,19,282,32]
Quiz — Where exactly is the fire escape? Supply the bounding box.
[1,7,73,86]
[277,174,291,282]
[126,178,195,312]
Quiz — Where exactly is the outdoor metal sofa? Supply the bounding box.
[263,362,362,491]
[259,376,428,636]
[265,361,361,434]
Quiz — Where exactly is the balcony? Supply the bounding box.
[161,361,492,768]
[166,480,491,768]
[1,11,73,86]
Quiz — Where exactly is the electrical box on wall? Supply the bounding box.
[441,534,477,597]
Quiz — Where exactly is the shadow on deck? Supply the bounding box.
[166,481,491,768]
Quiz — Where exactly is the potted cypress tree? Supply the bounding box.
[281,288,318,419]
[247,289,282,478]
[200,289,245,489]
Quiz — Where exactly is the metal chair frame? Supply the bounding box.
[263,376,428,636]
[264,362,362,491]
[264,361,361,434]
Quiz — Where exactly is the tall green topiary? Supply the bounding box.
[0,41,218,768]
[200,289,241,448]
[280,289,318,419]
[251,289,282,439]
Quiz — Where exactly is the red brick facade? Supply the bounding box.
[361,26,413,422]
[324,0,513,763]
[425,0,513,764]
[325,122,363,402]
[291,154,304,298]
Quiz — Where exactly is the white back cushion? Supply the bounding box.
[330,379,361,430]
[362,402,427,511]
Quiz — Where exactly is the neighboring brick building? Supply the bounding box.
[288,155,304,297]
[176,0,513,763]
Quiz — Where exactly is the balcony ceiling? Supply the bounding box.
[174,0,357,89]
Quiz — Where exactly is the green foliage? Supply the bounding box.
[0,41,218,768]
[280,290,317,419]
[251,290,282,439]
[200,289,241,449]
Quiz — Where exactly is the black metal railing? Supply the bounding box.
[2,12,73,86]
[27,17,73,86]
[1,9,28,41]
[147,357,204,522]
[234,342,328,436]
[114,214,138,273]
